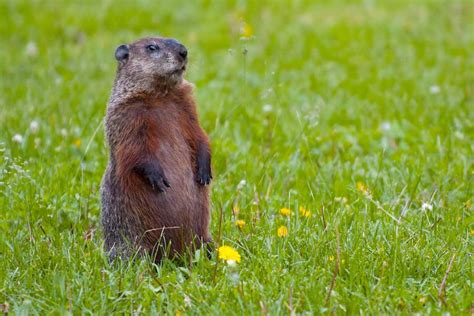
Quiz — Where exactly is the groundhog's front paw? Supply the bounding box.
[134,163,170,193]
[147,172,171,192]
[196,168,212,186]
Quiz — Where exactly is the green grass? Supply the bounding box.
[1,0,473,314]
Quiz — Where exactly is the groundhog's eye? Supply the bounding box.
[146,44,159,52]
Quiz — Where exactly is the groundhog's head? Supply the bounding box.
[114,37,188,87]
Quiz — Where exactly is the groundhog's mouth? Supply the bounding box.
[171,65,186,75]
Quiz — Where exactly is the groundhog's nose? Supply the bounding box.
[164,39,188,61]
[179,46,187,59]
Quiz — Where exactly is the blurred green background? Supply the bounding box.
[0,0,473,314]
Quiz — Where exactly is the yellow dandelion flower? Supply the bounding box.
[277,225,288,237]
[419,296,427,304]
[356,181,370,196]
[232,205,240,216]
[240,21,253,38]
[235,219,246,229]
[73,139,81,148]
[280,207,291,217]
[398,299,405,308]
[329,255,335,261]
[218,245,241,263]
[299,206,311,218]
[465,200,472,209]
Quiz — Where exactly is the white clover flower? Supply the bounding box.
[60,129,68,136]
[12,134,23,144]
[26,41,38,57]
[430,85,440,94]
[237,179,247,190]
[421,202,433,212]
[29,120,39,133]
[454,131,464,140]
[184,295,192,307]
[262,104,273,113]
[229,271,240,285]
[380,121,391,132]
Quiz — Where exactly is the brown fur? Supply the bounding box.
[100,37,212,262]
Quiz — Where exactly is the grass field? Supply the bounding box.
[1,0,473,314]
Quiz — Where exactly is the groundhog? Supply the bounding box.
[100,37,212,263]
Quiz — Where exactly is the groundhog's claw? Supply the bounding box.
[147,173,170,192]
[196,168,212,186]
[134,163,170,193]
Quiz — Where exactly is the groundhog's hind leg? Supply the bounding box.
[101,209,134,262]
[194,190,213,259]
[204,239,214,259]
[100,172,136,262]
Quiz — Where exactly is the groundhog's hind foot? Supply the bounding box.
[202,239,214,259]
[206,243,214,259]
[105,244,133,264]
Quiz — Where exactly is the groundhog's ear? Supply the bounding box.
[115,44,129,62]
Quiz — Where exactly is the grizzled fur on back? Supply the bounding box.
[100,37,212,262]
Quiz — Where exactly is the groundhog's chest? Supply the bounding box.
[142,107,194,185]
